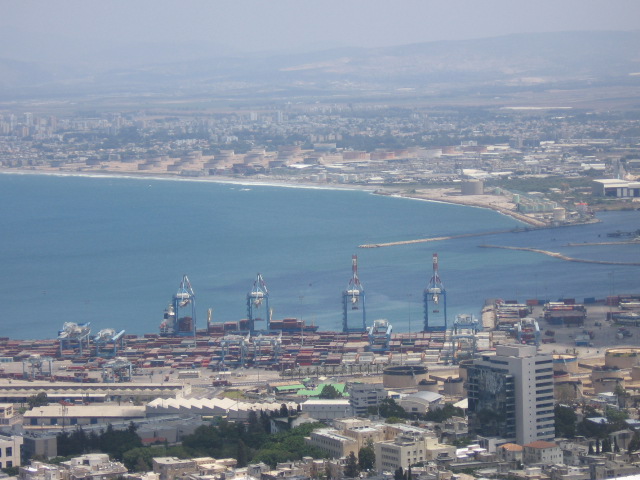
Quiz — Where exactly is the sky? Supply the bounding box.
[1,0,639,62]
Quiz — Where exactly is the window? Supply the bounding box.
[90,418,98,425]
[30,418,38,426]
[6,448,11,456]
[6,461,11,468]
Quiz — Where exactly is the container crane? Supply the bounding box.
[343,255,366,333]
[247,273,269,333]
[159,275,196,338]
[423,253,447,332]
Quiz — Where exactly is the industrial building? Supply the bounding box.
[592,179,640,198]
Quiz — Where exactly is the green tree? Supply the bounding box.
[236,439,249,468]
[27,392,49,409]
[358,442,375,471]
[423,403,464,422]
[344,451,359,478]
[319,385,342,399]
[378,398,406,419]
[394,467,404,480]
[555,405,577,438]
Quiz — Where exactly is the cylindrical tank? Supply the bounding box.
[605,348,640,369]
[417,380,439,393]
[591,366,623,382]
[442,377,464,396]
[461,180,484,195]
[553,207,566,222]
[592,377,624,394]
[383,365,429,389]
[552,354,578,373]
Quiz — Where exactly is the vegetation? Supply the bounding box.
[57,423,142,460]
[555,405,577,438]
[27,392,49,409]
[358,441,375,471]
[53,414,327,472]
[319,385,343,399]
[344,451,359,478]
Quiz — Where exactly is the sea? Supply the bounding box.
[1,173,639,340]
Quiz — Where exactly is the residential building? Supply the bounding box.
[0,434,22,469]
[348,382,387,416]
[307,428,358,459]
[466,345,555,445]
[60,454,127,480]
[497,443,523,463]
[523,441,562,465]
[374,430,455,472]
[152,457,197,480]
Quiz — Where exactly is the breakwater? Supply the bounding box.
[479,244,640,266]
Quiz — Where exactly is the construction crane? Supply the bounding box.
[247,273,269,333]
[343,255,366,333]
[423,253,447,332]
[159,275,196,338]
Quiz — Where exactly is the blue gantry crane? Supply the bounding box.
[247,273,270,333]
[423,253,447,332]
[159,275,196,337]
[343,255,366,333]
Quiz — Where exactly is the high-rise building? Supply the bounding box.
[466,345,555,445]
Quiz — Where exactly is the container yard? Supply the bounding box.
[0,256,638,389]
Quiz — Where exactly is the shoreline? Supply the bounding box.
[1,167,548,227]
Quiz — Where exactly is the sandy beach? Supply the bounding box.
[1,167,546,227]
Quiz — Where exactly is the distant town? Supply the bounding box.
[1,105,639,229]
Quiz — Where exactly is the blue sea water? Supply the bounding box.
[1,173,639,339]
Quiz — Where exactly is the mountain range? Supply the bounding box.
[1,30,638,106]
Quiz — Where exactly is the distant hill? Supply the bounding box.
[1,30,639,103]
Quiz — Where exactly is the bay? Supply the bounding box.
[0,173,639,339]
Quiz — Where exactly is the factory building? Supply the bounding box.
[592,179,640,198]
[466,345,555,445]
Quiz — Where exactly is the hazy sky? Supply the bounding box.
[2,0,639,61]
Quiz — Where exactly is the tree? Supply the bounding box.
[279,404,289,417]
[588,442,594,455]
[358,442,375,471]
[394,467,404,480]
[555,405,577,438]
[27,392,49,409]
[344,451,359,478]
[236,440,249,468]
[319,385,342,399]
[378,398,406,419]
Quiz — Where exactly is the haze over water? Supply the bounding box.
[1,173,639,340]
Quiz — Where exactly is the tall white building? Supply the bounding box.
[467,345,554,445]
